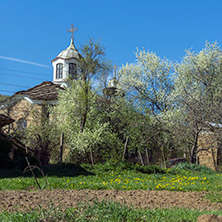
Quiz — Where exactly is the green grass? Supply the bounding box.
[0,200,222,222]
[0,162,221,191]
[1,163,222,221]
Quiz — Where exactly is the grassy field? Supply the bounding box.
[1,201,222,222]
[1,162,222,221]
[0,162,221,192]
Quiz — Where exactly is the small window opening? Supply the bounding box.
[56,63,63,79]
[69,63,77,79]
[17,118,27,130]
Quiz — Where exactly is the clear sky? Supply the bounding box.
[1,0,222,95]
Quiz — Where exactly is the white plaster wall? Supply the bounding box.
[52,58,81,83]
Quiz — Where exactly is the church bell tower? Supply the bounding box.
[51,25,82,85]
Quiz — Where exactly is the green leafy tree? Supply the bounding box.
[0,93,10,101]
[54,39,116,164]
[120,49,173,115]
[77,38,112,132]
[120,49,174,166]
[172,42,222,163]
[17,106,61,165]
[54,80,118,164]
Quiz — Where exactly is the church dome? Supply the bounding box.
[55,38,82,60]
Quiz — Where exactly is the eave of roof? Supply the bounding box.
[14,81,64,101]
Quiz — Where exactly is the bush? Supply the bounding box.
[169,163,213,173]
[87,161,167,174]
[134,164,166,174]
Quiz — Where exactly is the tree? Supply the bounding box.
[80,38,112,85]
[16,105,61,165]
[120,49,175,165]
[54,39,115,164]
[77,38,112,132]
[120,49,173,116]
[54,79,120,164]
[0,93,10,101]
[172,42,222,163]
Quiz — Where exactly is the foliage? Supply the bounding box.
[120,49,178,165]
[84,162,166,174]
[54,38,121,163]
[19,106,61,164]
[119,42,222,165]
[79,37,112,84]
[171,163,213,173]
[120,49,173,115]
[0,93,9,101]
[54,80,119,163]
[171,42,222,163]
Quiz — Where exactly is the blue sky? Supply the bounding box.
[1,0,222,95]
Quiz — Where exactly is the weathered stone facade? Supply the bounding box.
[0,99,42,133]
[197,132,220,171]
[0,81,63,132]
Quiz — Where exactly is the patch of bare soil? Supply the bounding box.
[0,190,222,212]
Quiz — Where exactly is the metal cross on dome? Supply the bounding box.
[67,24,78,39]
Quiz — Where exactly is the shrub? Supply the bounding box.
[89,161,167,174]
[170,163,213,173]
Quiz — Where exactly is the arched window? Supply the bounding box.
[56,63,63,79]
[17,118,27,130]
[69,63,77,79]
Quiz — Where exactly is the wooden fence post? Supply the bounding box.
[122,137,129,161]
[59,132,64,168]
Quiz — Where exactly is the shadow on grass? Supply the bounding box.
[0,163,95,178]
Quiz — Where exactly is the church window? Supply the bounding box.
[56,63,63,79]
[69,63,77,79]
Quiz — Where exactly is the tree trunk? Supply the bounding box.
[145,148,150,166]
[161,147,166,168]
[80,83,89,133]
[59,132,64,168]
[90,148,94,165]
[190,131,199,163]
[122,137,129,161]
[138,150,144,166]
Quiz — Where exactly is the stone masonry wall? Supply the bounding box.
[197,133,218,171]
[0,99,42,132]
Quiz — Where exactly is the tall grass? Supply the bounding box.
[0,162,221,191]
[1,201,222,222]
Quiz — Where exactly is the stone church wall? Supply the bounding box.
[0,99,42,132]
[197,133,218,171]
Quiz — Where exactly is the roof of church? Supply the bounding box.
[52,38,82,62]
[14,81,64,101]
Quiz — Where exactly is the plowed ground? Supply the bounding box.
[1,190,222,212]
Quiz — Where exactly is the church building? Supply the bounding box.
[0,25,84,131]
[0,24,118,133]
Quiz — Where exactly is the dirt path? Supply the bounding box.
[0,190,222,212]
